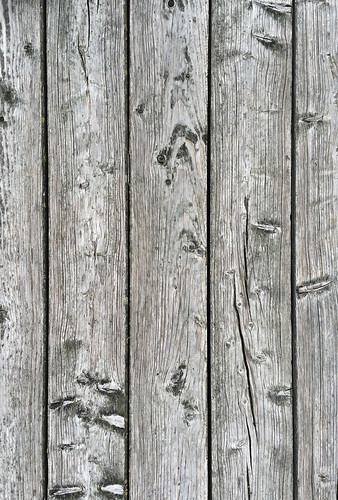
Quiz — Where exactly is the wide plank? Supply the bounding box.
[47,1,127,497]
[0,1,45,498]
[210,0,293,497]
[295,0,338,497]
[129,0,209,497]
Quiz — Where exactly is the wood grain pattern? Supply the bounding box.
[0,1,45,498]
[210,1,293,497]
[47,1,127,498]
[1,2,337,498]
[129,0,208,497]
[295,0,338,497]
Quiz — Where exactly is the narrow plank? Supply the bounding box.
[210,1,293,497]
[47,1,127,498]
[0,1,45,498]
[295,0,338,497]
[129,0,208,497]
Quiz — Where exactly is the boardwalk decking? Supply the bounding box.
[0,1,337,498]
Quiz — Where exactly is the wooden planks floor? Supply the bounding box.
[0,0,337,499]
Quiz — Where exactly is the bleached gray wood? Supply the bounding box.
[47,1,127,498]
[210,1,293,497]
[129,0,208,497]
[0,1,45,498]
[295,1,338,497]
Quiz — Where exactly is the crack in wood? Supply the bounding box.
[233,278,257,434]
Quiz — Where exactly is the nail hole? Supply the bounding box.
[168,0,175,7]
[136,103,145,114]
[165,179,171,186]
[157,154,166,164]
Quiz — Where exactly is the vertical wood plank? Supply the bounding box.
[295,0,338,497]
[0,1,45,498]
[47,1,127,498]
[210,1,293,497]
[129,0,208,497]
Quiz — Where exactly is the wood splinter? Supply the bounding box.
[297,278,334,294]
[50,486,85,497]
[100,484,124,495]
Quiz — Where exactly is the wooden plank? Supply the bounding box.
[295,0,338,497]
[210,1,293,497]
[129,0,208,497]
[47,1,127,498]
[0,1,45,498]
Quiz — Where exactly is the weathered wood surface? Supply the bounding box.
[129,0,208,497]
[295,0,338,497]
[1,1,338,499]
[0,1,45,499]
[47,1,127,498]
[210,0,293,498]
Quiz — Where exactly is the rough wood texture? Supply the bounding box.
[210,1,293,497]
[47,1,127,498]
[129,0,208,497]
[295,0,338,497]
[0,1,45,498]
[2,2,338,498]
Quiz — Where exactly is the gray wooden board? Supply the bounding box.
[295,0,338,497]
[129,0,209,497]
[210,0,293,498]
[0,1,45,498]
[47,1,127,498]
